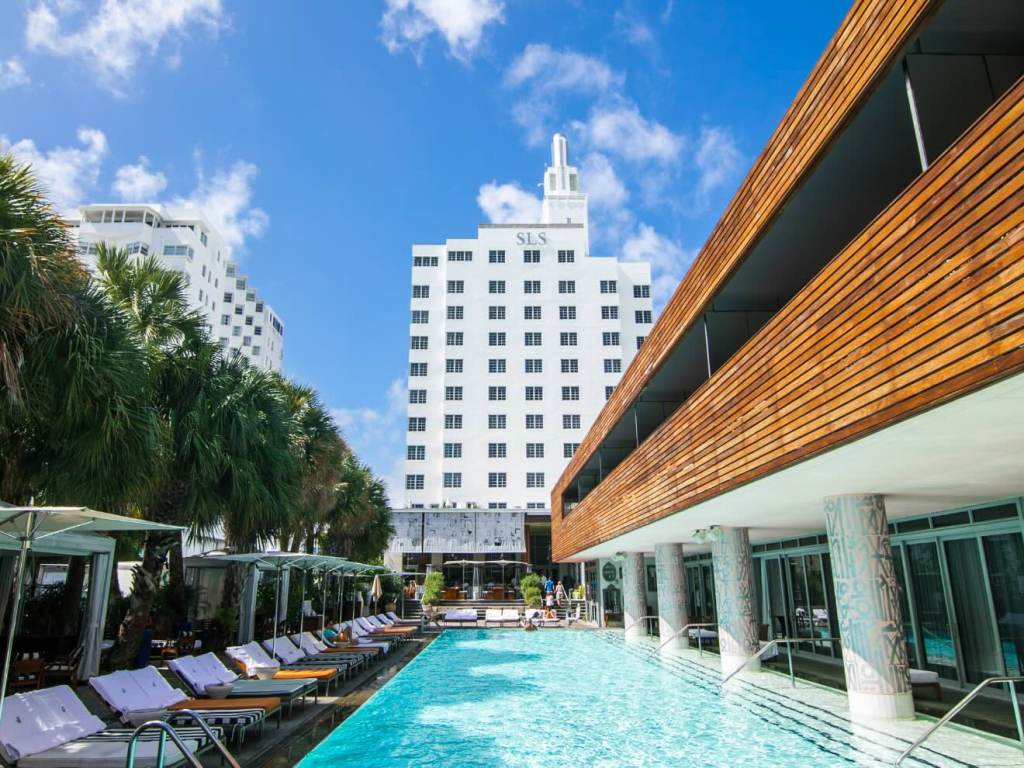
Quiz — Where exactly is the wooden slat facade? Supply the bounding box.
[552,4,1024,560]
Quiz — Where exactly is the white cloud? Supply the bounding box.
[613,9,655,47]
[112,156,167,201]
[694,125,743,208]
[0,126,107,211]
[0,57,30,90]
[380,0,504,63]
[331,378,407,505]
[621,223,696,305]
[173,160,268,252]
[579,152,627,210]
[25,0,226,93]
[505,44,622,94]
[476,181,541,224]
[575,104,685,164]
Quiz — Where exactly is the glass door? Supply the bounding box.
[905,541,958,678]
[764,558,790,639]
[982,532,1024,676]
[944,537,1004,682]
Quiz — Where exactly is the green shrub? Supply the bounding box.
[421,571,444,606]
[523,586,543,609]
[519,572,541,593]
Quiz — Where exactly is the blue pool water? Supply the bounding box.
[298,630,947,768]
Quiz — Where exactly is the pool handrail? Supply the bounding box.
[894,676,1024,766]
[622,615,659,636]
[125,720,203,768]
[720,636,842,688]
[654,622,719,655]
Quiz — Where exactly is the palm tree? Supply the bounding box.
[320,456,393,562]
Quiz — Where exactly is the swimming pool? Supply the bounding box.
[298,630,981,767]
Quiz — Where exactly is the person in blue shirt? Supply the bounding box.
[544,576,554,595]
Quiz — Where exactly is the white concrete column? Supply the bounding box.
[622,552,647,642]
[654,543,689,650]
[825,494,914,721]
[711,526,760,676]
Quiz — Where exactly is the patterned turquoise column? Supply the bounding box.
[711,527,760,675]
[622,552,647,642]
[825,494,914,721]
[655,543,689,650]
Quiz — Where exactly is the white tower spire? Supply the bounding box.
[540,133,588,244]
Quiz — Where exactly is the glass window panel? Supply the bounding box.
[765,558,789,638]
[890,544,919,669]
[982,533,1024,677]
[788,557,814,651]
[945,538,1004,682]
[701,563,716,623]
[805,554,835,656]
[906,542,958,678]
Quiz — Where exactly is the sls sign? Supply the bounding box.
[516,231,548,245]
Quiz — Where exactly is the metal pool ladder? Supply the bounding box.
[894,676,1024,766]
[126,710,241,768]
[655,623,718,655]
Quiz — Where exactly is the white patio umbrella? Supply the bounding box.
[0,504,183,720]
[370,574,383,613]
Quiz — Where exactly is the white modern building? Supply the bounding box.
[387,134,653,582]
[68,204,284,371]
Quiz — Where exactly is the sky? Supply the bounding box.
[0,0,851,500]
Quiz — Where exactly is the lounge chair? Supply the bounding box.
[910,668,942,700]
[168,655,316,717]
[484,608,504,627]
[500,608,521,626]
[440,609,477,626]
[337,622,393,653]
[366,614,418,634]
[0,684,220,767]
[356,616,415,637]
[294,632,375,667]
[88,668,276,745]
[261,636,374,679]
[384,611,421,626]
[229,640,360,687]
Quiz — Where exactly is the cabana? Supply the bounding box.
[185,552,386,654]
[0,503,183,719]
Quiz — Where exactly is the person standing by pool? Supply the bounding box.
[544,575,554,595]
[554,580,567,607]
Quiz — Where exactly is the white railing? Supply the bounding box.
[719,636,842,687]
[654,622,718,655]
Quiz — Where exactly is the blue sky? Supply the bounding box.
[0,0,850,498]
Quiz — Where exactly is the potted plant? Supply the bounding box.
[420,571,444,622]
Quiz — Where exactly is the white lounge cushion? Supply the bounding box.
[485,609,503,621]
[688,628,718,640]
[297,632,328,655]
[195,653,239,685]
[0,685,105,763]
[131,666,189,709]
[262,637,304,664]
[500,609,519,621]
[88,671,150,718]
[910,668,940,684]
[167,656,208,694]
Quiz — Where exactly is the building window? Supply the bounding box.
[488,414,507,429]
[560,332,577,346]
[560,358,579,373]
[232,326,242,337]
[524,359,542,373]
[411,336,428,350]
[447,250,473,262]
[488,443,507,458]
[407,445,425,460]
[526,472,545,488]
[443,443,462,459]
[409,389,427,404]
[526,443,544,458]
[525,332,542,346]
[563,414,581,429]
[636,310,653,324]
[489,249,506,263]
[488,386,506,401]
[447,332,464,346]
[525,386,543,401]
[444,414,463,429]
[489,280,506,294]
[604,359,622,373]
[559,305,576,320]
[605,385,615,399]
[600,280,617,294]
[526,414,543,429]
[235,306,243,316]
[405,474,424,490]
[636,336,646,349]
[557,249,575,263]
[526,502,546,509]
[558,280,575,294]
[413,255,438,267]
[488,332,506,346]
[488,502,508,509]
[412,285,430,298]
[223,292,233,303]
[408,417,426,432]
[412,310,429,324]
[488,358,507,373]
[410,362,428,376]
[445,386,463,401]
[524,305,542,320]
[447,306,464,320]
[602,332,620,346]
[523,249,540,263]
[447,280,464,294]
[220,314,230,325]
[488,305,506,320]
[601,305,619,320]
[254,326,262,336]
[524,280,541,294]
[446,358,464,373]
[488,472,507,488]
[563,442,580,458]
[562,386,580,401]
[634,284,651,298]
[255,301,263,313]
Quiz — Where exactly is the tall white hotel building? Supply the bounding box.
[68,204,284,371]
[387,135,652,581]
